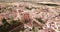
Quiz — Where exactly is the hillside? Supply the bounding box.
[0,0,60,32]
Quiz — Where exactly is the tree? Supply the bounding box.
[0,18,11,32]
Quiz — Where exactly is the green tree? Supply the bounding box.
[1,18,11,32]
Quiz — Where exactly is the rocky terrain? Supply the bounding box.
[0,1,60,32]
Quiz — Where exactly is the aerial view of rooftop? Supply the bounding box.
[0,0,60,32]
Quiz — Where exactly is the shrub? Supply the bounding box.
[10,20,20,27]
[36,18,45,24]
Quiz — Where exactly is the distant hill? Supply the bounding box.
[0,0,60,3]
